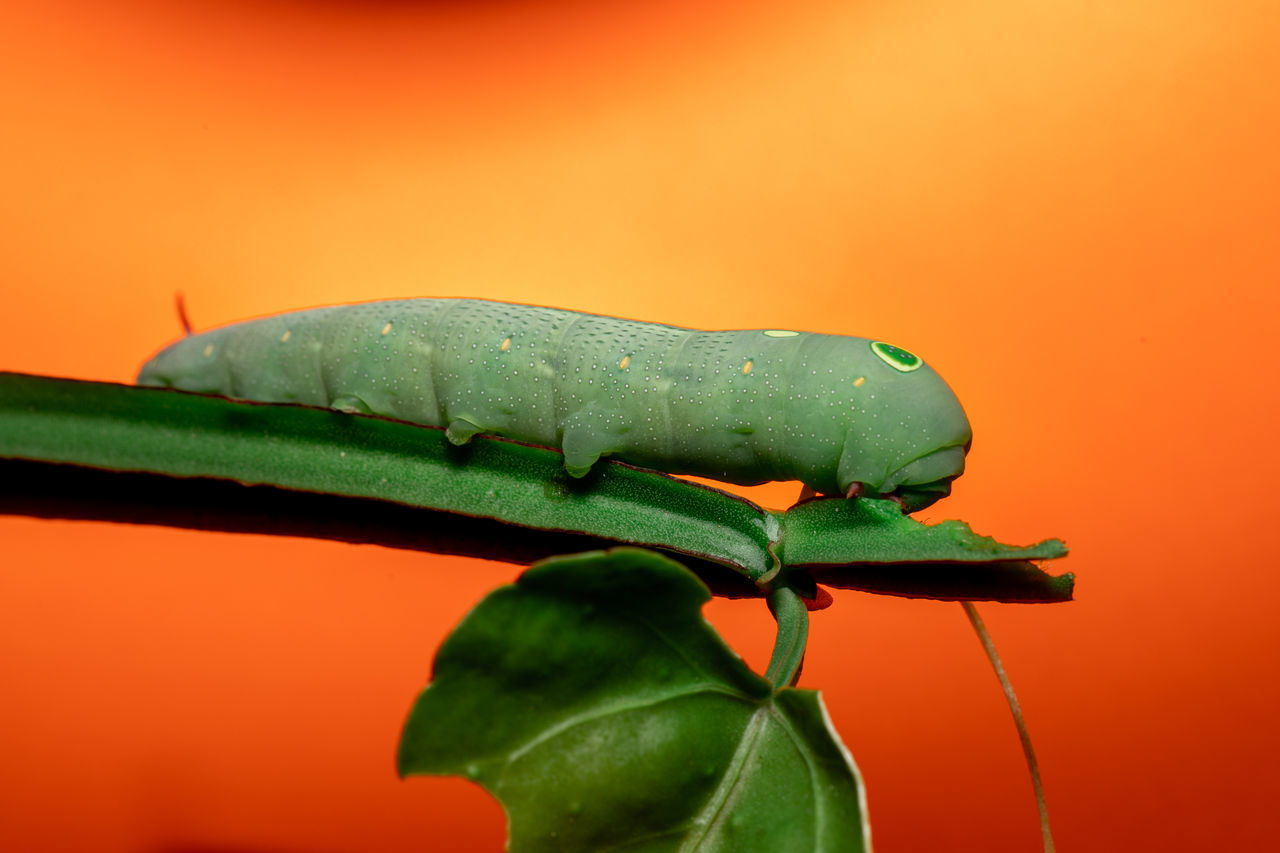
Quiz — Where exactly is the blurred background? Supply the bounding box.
[2,1,1277,850]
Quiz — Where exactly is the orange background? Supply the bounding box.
[2,1,1278,850]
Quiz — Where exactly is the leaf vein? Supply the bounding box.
[494,685,749,789]
[679,706,770,852]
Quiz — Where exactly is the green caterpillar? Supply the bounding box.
[137,299,972,510]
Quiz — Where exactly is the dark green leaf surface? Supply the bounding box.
[0,372,1072,602]
[398,549,869,853]
[0,373,775,579]
[779,497,1067,565]
[779,498,1074,602]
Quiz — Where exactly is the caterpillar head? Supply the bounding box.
[137,331,234,394]
[834,340,972,512]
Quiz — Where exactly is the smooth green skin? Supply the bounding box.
[0,372,1071,602]
[398,548,869,853]
[137,299,972,508]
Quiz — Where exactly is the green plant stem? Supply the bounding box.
[764,585,809,688]
[961,601,1055,853]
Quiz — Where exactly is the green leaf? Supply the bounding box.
[780,497,1067,565]
[0,372,774,589]
[398,549,869,853]
[778,498,1074,602]
[0,372,1072,603]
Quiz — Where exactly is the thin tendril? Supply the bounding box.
[961,601,1055,853]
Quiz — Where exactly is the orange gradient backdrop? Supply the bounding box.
[3,2,1278,850]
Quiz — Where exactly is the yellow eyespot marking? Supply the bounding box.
[381,322,393,336]
[202,344,214,358]
[763,330,800,338]
[280,330,291,343]
[853,376,866,387]
[500,337,512,352]
[619,355,630,369]
[742,359,753,375]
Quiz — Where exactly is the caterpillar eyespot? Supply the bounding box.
[136,298,972,511]
[870,341,924,372]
